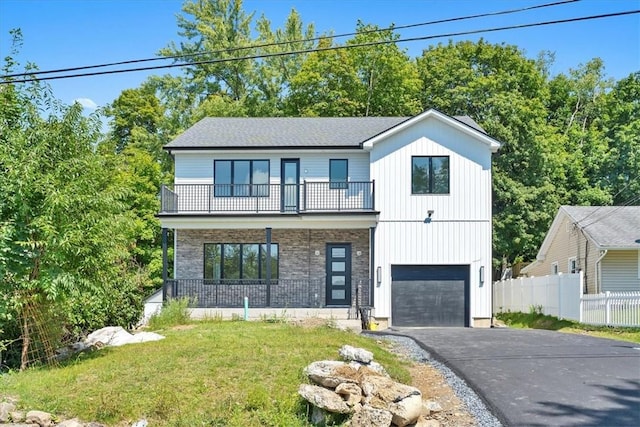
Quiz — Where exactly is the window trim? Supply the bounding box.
[568,257,578,274]
[213,159,270,197]
[204,242,279,280]
[411,155,450,195]
[329,159,349,190]
[551,261,559,275]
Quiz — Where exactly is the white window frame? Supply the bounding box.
[568,257,577,274]
[551,262,559,275]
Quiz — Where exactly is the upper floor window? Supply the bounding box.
[214,160,269,197]
[568,257,577,274]
[412,156,449,194]
[204,243,279,280]
[551,262,559,275]
[330,159,348,189]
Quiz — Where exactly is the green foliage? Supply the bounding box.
[496,311,640,344]
[147,297,192,330]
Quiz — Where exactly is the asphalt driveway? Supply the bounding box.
[389,328,640,427]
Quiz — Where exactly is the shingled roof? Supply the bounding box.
[563,206,640,249]
[164,114,486,150]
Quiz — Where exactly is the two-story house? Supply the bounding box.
[157,109,501,327]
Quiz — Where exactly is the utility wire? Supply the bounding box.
[1,0,579,79]
[572,175,640,225]
[2,9,638,84]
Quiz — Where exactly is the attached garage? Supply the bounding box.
[391,265,470,327]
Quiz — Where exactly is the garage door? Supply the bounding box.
[391,265,470,327]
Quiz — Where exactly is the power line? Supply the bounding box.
[2,9,638,85]
[1,0,579,79]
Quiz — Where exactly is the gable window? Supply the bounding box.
[568,257,578,274]
[204,243,279,280]
[412,156,449,194]
[214,160,269,197]
[330,159,348,189]
[551,262,559,275]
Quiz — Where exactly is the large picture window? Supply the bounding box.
[204,243,279,280]
[214,160,270,197]
[411,156,449,194]
[329,159,348,189]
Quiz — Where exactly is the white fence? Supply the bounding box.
[581,292,640,327]
[493,272,640,327]
[493,272,582,321]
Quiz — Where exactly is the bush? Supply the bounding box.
[147,298,192,330]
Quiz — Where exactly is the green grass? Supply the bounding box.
[0,320,410,426]
[496,311,640,343]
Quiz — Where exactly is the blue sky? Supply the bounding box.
[1,0,638,112]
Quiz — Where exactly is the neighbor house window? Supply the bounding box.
[330,159,348,189]
[568,257,577,274]
[551,262,559,275]
[412,156,449,194]
[214,160,270,197]
[204,243,278,279]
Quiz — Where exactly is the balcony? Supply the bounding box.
[159,181,375,214]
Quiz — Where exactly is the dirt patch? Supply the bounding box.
[408,362,477,426]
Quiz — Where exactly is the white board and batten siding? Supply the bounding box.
[368,117,494,325]
[174,151,370,184]
[601,250,640,292]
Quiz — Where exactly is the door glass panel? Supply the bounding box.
[234,161,250,196]
[331,247,346,258]
[332,289,346,300]
[332,262,345,272]
[242,244,259,279]
[282,160,298,211]
[331,275,345,286]
[223,244,240,279]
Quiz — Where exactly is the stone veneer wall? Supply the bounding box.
[175,228,370,282]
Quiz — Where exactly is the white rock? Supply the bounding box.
[359,375,423,427]
[388,392,424,427]
[132,419,148,427]
[298,384,352,414]
[85,326,164,347]
[339,345,374,364]
[424,400,443,413]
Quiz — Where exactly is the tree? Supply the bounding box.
[0,32,146,368]
[601,72,640,204]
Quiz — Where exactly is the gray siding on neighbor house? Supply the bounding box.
[601,250,640,292]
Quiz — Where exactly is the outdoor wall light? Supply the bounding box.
[376,266,382,285]
[479,265,485,286]
[424,210,434,224]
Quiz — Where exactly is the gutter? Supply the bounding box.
[594,250,608,294]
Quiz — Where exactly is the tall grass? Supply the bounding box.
[146,297,192,330]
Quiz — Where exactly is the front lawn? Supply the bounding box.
[0,320,409,426]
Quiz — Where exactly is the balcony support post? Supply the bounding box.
[266,227,272,307]
[162,227,169,302]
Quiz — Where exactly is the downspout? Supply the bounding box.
[594,250,608,294]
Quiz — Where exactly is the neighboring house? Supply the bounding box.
[158,109,501,327]
[521,206,640,294]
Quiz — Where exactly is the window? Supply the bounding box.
[204,243,279,280]
[568,257,577,274]
[551,262,559,275]
[411,156,449,194]
[214,160,269,197]
[329,159,348,189]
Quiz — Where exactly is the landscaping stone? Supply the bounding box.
[58,419,84,427]
[304,360,359,388]
[25,410,53,427]
[299,346,427,427]
[348,405,393,427]
[0,402,15,423]
[339,345,373,364]
[298,384,352,414]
